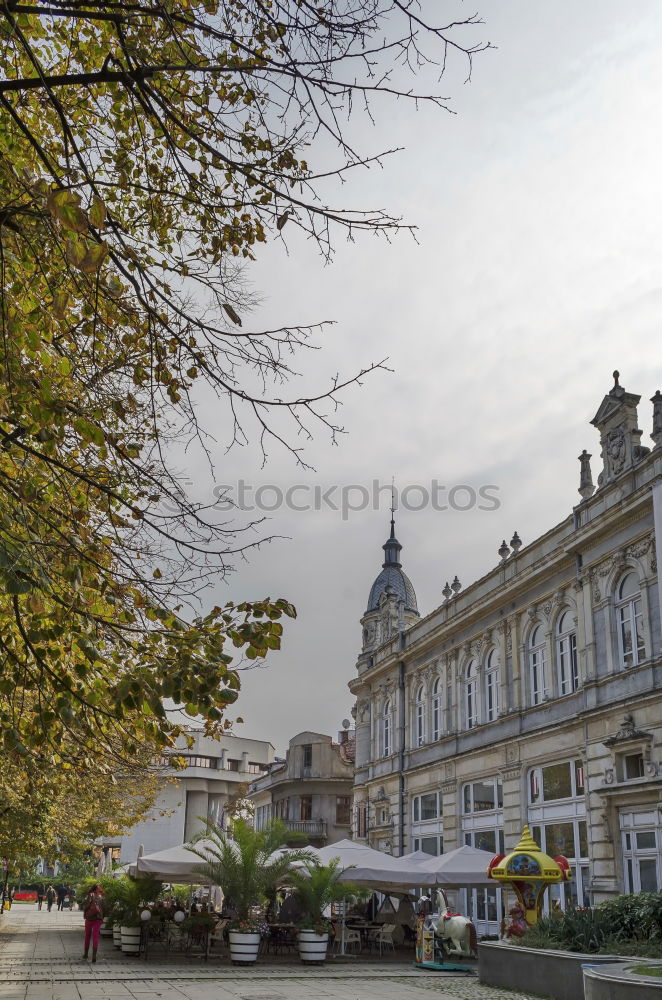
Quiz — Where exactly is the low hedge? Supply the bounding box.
[519,894,662,957]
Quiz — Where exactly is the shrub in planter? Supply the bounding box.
[521,907,611,954]
[521,894,662,956]
[287,859,360,964]
[599,892,662,943]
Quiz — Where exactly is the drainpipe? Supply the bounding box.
[398,650,406,856]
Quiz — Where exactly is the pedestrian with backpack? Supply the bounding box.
[82,884,104,962]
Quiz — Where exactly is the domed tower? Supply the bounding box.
[360,515,419,653]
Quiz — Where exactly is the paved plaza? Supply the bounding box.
[0,906,537,1000]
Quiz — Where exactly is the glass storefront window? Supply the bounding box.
[542,762,573,800]
[475,830,497,854]
[421,793,438,820]
[473,782,495,811]
[640,860,658,893]
[545,822,574,858]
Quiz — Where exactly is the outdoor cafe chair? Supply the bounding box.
[334,927,362,953]
[367,923,395,955]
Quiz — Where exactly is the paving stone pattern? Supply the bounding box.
[0,906,538,1000]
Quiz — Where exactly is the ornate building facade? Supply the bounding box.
[349,373,662,935]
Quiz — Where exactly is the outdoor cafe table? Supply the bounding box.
[264,923,297,955]
[343,920,382,949]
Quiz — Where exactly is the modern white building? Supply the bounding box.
[349,372,662,936]
[100,730,275,864]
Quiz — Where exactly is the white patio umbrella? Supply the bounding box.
[302,839,436,892]
[129,840,216,884]
[414,845,496,888]
[399,849,437,865]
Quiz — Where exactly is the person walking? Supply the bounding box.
[56,885,66,911]
[37,885,45,910]
[45,886,55,912]
[82,884,104,963]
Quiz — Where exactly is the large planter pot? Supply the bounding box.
[100,920,113,938]
[584,961,662,1000]
[120,925,141,956]
[298,930,329,964]
[112,925,122,948]
[229,930,261,964]
[478,941,625,1000]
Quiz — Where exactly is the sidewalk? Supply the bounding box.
[0,905,534,1000]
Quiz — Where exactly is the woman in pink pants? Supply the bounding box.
[82,885,105,962]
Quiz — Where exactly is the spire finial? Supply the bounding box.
[390,477,396,538]
[613,370,620,387]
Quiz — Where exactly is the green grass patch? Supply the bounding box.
[631,964,662,978]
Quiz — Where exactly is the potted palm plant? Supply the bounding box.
[287,859,359,964]
[115,876,162,955]
[191,819,314,965]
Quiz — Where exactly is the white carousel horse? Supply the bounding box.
[432,890,478,957]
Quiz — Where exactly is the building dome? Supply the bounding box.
[365,518,418,615]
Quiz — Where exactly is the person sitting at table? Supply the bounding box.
[279,891,304,924]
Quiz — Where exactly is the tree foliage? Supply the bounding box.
[0,0,488,780]
[0,749,161,866]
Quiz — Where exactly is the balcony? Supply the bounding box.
[285,819,327,839]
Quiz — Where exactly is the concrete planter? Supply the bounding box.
[120,925,141,955]
[112,925,122,948]
[99,920,113,938]
[298,930,329,964]
[478,941,624,1000]
[584,962,662,999]
[229,931,261,964]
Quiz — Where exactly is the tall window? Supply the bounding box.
[415,684,426,747]
[529,759,585,804]
[485,649,500,722]
[466,660,479,729]
[556,611,579,695]
[302,744,313,768]
[300,795,312,821]
[617,572,645,667]
[413,792,442,822]
[356,801,367,839]
[463,778,503,814]
[336,796,351,826]
[431,677,442,741]
[383,699,392,757]
[529,625,547,705]
[461,776,504,932]
[529,758,589,911]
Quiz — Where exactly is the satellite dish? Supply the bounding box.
[342,719,350,730]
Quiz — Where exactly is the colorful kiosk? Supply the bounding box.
[487,825,570,933]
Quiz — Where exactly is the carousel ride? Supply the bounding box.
[487,825,570,941]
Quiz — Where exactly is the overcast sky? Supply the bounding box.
[181,1,662,755]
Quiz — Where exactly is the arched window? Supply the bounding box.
[485,648,500,722]
[617,572,645,667]
[556,610,578,695]
[431,677,442,742]
[414,684,426,747]
[529,625,547,705]
[466,660,479,729]
[383,699,392,757]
